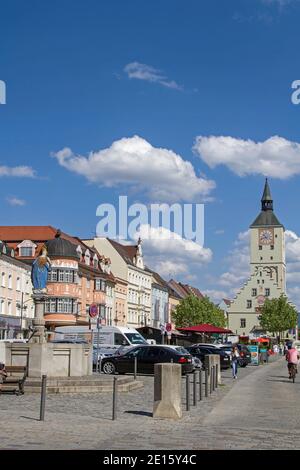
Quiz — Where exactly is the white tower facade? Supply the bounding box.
[228,180,286,336]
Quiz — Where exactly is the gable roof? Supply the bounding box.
[107,238,138,266]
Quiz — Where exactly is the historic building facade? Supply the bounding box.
[0,226,115,330]
[0,241,34,339]
[85,237,152,328]
[228,180,286,336]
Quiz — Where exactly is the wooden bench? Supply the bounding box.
[0,366,27,395]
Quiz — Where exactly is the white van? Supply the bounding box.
[53,325,147,356]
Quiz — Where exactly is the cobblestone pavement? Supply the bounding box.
[0,356,298,450]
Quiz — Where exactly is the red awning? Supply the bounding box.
[177,324,232,334]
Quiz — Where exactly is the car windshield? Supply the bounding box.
[171,346,189,354]
[124,333,147,345]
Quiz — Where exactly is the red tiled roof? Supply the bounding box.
[168,279,204,300]
[108,239,137,265]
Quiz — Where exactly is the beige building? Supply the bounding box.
[0,241,34,339]
[228,180,286,336]
[85,238,152,328]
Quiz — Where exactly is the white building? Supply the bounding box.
[228,180,286,336]
[0,241,34,339]
[85,237,152,328]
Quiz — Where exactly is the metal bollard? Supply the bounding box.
[212,366,215,391]
[39,375,47,421]
[134,356,137,380]
[199,370,203,401]
[112,377,118,420]
[210,367,213,394]
[215,364,218,389]
[186,374,190,411]
[205,367,208,398]
[193,371,197,406]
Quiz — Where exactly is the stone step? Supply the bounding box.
[24,377,143,393]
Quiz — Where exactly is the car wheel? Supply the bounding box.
[102,361,116,375]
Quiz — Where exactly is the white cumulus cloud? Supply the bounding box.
[124,62,183,91]
[6,196,26,206]
[0,165,36,178]
[132,224,212,277]
[193,135,300,179]
[53,136,215,202]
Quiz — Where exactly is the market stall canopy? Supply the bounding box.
[177,324,232,334]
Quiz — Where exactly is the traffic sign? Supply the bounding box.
[89,304,98,318]
[166,323,172,332]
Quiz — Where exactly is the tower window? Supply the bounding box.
[240,318,246,328]
[265,288,270,297]
[271,245,274,250]
[252,288,257,297]
[259,245,262,250]
[247,300,252,309]
[257,280,260,284]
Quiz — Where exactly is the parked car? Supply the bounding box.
[186,344,231,370]
[101,345,194,375]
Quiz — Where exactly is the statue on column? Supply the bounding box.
[31,245,51,293]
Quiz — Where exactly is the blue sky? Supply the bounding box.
[1,0,300,306]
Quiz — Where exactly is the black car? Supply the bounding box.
[101,345,194,375]
[186,345,231,370]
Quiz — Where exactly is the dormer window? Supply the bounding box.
[84,249,91,266]
[17,240,36,257]
[76,245,82,260]
[93,254,98,268]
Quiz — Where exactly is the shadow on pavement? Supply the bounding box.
[124,410,152,417]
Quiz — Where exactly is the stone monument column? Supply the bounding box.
[30,293,48,344]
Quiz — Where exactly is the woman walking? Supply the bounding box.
[231,346,239,379]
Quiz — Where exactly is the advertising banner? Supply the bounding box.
[248,345,259,365]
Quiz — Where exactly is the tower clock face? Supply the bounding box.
[259,229,273,244]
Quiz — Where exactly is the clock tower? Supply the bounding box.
[228,179,286,336]
[250,178,286,292]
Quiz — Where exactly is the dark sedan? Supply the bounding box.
[186,345,231,370]
[101,345,194,375]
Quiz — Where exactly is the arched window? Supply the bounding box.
[1,272,5,287]
[16,277,21,291]
[8,274,12,289]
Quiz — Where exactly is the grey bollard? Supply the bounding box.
[205,367,209,397]
[212,366,215,391]
[193,371,197,406]
[215,364,218,389]
[186,374,190,411]
[153,363,182,419]
[134,356,137,380]
[210,367,213,394]
[112,377,118,420]
[199,370,203,401]
[39,375,47,421]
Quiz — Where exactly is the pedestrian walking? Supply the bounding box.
[231,346,239,379]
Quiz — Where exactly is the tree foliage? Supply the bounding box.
[260,295,298,335]
[172,294,226,328]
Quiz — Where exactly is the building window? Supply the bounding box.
[0,299,4,315]
[240,318,246,328]
[20,247,33,257]
[260,257,263,261]
[252,288,257,297]
[45,298,77,314]
[270,256,273,260]
[262,280,264,284]
[1,272,5,287]
[259,245,262,250]
[265,288,270,297]
[271,245,274,250]
[8,301,12,315]
[8,274,12,289]
[47,269,76,283]
[247,300,252,309]
[16,277,21,291]
[257,280,260,284]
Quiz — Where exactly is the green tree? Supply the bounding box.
[260,295,298,337]
[172,294,226,328]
